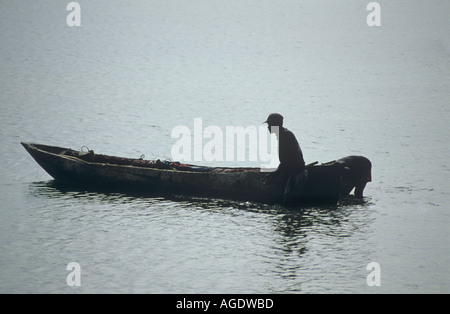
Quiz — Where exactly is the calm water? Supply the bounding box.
[1,0,449,293]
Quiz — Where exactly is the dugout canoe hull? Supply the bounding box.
[21,142,345,205]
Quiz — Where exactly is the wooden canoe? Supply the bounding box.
[21,142,346,205]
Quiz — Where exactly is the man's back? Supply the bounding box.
[278,127,305,173]
[262,113,307,192]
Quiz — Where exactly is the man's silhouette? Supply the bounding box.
[262,113,308,199]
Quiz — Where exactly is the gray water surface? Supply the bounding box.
[1,0,449,293]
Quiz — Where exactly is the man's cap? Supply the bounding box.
[263,113,283,126]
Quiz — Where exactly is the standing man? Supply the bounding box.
[262,113,308,199]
